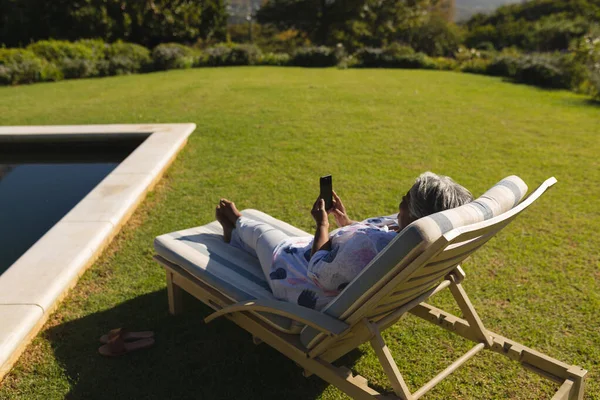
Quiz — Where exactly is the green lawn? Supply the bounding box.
[0,67,598,399]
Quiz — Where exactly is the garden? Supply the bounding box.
[0,0,599,398]
[0,66,598,398]
[1,0,600,101]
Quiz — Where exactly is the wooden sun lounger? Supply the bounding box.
[153,176,587,399]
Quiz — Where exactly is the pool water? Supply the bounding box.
[0,140,142,274]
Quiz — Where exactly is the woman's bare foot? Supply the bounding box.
[215,202,234,243]
[219,199,242,226]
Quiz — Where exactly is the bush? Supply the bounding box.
[258,52,290,66]
[27,40,98,79]
[513,54,571,89]
[76,39,109,60]
[199,43,262,66]
[384,43,415,58]
[405,15,463,57]
[487,55,521,77]
[432,57,459,71]
[106,42,152,75]
[290,46,339,67]
[228,44,262,65]
[353,48,385,68]
[0,48,60,85]
[152,43,195,70]
[460,58,492,75]
[353,46,436,69]
[386,53,437,69]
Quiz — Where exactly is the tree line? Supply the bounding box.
[0,0,227,48]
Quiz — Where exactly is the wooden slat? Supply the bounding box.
[412,256,467,279]
[371,270,456,314]
[405,268,454,288]
[372,287,436,316]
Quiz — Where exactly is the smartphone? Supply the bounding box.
[320,175,333,210]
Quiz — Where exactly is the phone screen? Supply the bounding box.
[320,175,333,210]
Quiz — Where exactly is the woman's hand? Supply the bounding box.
[311,197,329,227]
[332,191,354,227]
[311,197,331,256]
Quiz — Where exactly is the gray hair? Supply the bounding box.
[407,172,473,219]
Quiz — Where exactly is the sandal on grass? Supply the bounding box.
[99,328,154,344]
[98,334,155,357]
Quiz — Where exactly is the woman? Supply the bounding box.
[216,172,473,310]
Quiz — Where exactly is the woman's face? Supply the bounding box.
[398,191,412,229]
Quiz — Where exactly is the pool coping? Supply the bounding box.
[0,123,196,381]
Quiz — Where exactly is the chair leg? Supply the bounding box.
[367,322,413,400]
[166,270,184,315]
[448,269,493,347]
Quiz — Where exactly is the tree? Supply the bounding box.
[256,0,458,50]
[0,0,228,47]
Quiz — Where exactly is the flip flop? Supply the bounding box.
[98,335,155,357]
[99,328,154,344]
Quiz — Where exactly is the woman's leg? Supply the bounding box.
[231,217,290,277]
[216,199,289,278]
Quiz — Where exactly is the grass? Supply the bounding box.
[0,67,598,399]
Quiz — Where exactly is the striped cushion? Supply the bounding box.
[300,176,528,349]
[154,209,310,334]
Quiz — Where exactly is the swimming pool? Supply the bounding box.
[0,141,142,274]
[0,124,195,381]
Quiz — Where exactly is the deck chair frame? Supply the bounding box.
[154,177,587,399]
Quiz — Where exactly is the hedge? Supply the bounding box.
[290,46,339,67]
[0,48,60,84]
[27,40,98,79]
[198,44,262,67]
[152,43,196,70]
[1,38,598,102]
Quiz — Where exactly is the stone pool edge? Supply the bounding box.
[0,123,196,381]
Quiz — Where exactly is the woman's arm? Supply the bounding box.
[311,198,332,256]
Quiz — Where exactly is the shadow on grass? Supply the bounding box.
[44,289,365,400]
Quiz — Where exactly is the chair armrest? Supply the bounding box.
[204,299,350,337]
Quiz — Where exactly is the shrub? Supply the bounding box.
[290,46,339,67]
[0,48,60,85]
[27,40,98,79]
[200,43,262,66]
[405,15,463,57]
[152,43,195,70]
[258,52,290,66]
[353,48,385,68]
[454,46,483,63]
[513,54,571,89]
[384,43,415,57]
[432,57,459,71]
[384,53,437,70]
[198,45,229,66]
[487,55,521,77]
[460,58,492,75]
[106,42,152,75]
[228,44,262,65]
[59,58,98,79]
[353,46,435,69]
[76,39,109,60]
[475,41,496,51]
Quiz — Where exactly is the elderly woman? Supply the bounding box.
[216,172,473,310]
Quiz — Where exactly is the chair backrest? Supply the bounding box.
[301,176,556,349]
